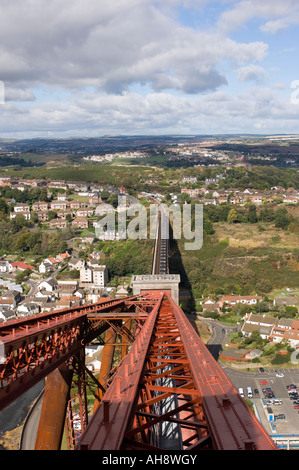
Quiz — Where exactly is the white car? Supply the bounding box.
[276,372,284,377]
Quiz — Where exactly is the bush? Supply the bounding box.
[271,352,291,365]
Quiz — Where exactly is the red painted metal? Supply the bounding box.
[0,296,147,412]
[0,285,277,450]
[35,362,73,450]
[77,293,277,451]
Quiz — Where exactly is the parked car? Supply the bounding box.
[274,414,285,420]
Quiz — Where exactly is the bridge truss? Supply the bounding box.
[0,290,277,451]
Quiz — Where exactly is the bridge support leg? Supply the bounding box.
[35,362,73,450]
[93,327,116,412]
[121,319,131,359]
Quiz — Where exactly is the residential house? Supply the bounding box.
[57,210,73,219]
[89,195,101,205]
[182,176,198,184]
[17,303,40,316]
[273,297,297,308]
[36,212,49,221]
[0,290,21,309]
[0,309,16,322]
[48,181,68,190]
[241,313,278,340]
[68,257,85,271]
[49,219,67,229]
[72,217,88,229]
[90,250,105,261]
[57,193,68,201]
[284,320,299,348]
[57,280,79,292]
[0,261,11,273]
[39,261,53,274]
[10,261,34,272]
[56,252,71,263]
[82,233,97,244]
[38,278,57,292]
[115,285,130,298]
[202,298,220,314]
[13,203,30,214]
[269,317,294,343]
[181,188,201,197]
[95,204,115,216]
[10,203,31,220]
[76,208,94,218]
[203,198,218,205]
[69,200,86,210]
[43,257,59,268]
[219,295,263,310]
[32,201,48,212]
[50,201,67,211]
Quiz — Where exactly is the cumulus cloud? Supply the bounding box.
[0,0,268,97]
[218,0,299,33]
[0,0,297,137]
[237,65,269,84]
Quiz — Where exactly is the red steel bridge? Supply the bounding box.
[0,208,277,451]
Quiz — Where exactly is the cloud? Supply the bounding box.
[0,0,268,97]
[237,65,268,84]
[0,0,297,138]
[1,85,299,138]
[218,0,299,33]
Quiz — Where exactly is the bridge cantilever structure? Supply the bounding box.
[0,208,278,451]
[76,291,277,451]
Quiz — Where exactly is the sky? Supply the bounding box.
[0,0,299,138]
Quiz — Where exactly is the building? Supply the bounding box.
[13,203,30,213]
[202,298,220,314]
[37,212,49,221]
[80,263,108,287]
[219,295,263,310]
[0,309,16,322]
[0,261,11,273]
[273,297,297,308]
[72,217,88,229]
[57,280,79,292]
[241,313,278,340]
[38,278,57,292]
[49,219,67,229]
[0,290,21,309]
[10,261,34,272]
[17,303,40,316]
[181,188,201,197]
[32,201,48,212]
[50,201,67,211]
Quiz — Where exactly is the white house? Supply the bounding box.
[39,261,52,274]
[38,278,57,292]
[17,303,40,316]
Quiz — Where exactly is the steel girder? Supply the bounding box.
[77,292,277,451]
[0,296,149,412]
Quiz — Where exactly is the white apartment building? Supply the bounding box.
[80,264,108,287]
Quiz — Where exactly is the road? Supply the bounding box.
[201,317,299,437]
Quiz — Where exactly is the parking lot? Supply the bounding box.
[224,367,299,435]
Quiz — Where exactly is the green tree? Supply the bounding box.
[247,205,258,223]
[227,208,238,224]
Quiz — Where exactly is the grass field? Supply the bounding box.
[176,221,299,298]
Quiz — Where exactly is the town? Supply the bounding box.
[0,168,298,362]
